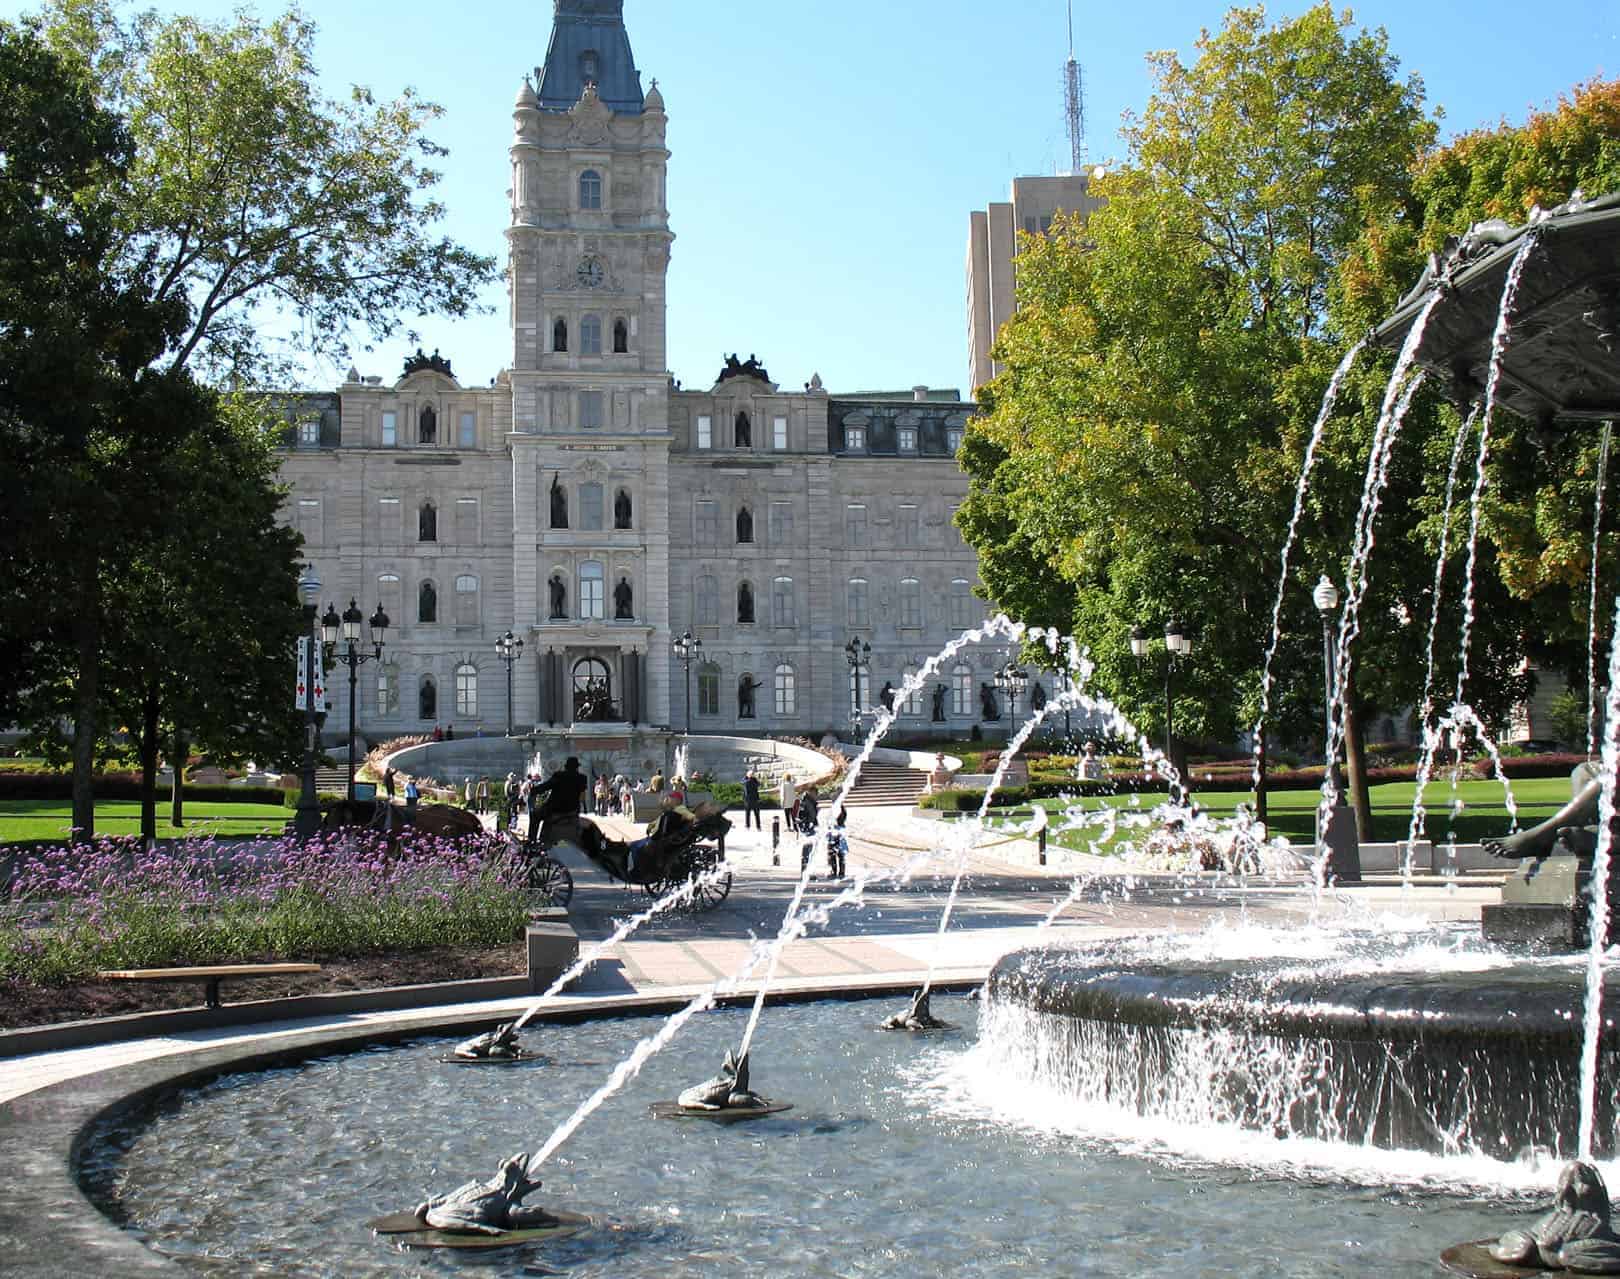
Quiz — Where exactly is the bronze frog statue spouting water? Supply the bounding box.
[677,1047,763,1110]
[413,1152,557,1235]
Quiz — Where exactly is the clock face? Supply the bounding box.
[577,257,605,288]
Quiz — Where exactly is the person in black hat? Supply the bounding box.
[530,756,589,833]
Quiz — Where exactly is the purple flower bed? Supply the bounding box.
[0,830,528,985]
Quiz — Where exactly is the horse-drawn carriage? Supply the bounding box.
[530,810,733,911]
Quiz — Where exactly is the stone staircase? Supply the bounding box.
[843,761,927,808]
[313,765,352,793]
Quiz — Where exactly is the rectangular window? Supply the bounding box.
[898,504,919,547]
[768,501,793,545]
[579,390,603,429]
[847,579,869,629]
[581,484,604,531]
[695,499,718,545]
[296,417,320,447]
[378,497,401,542]
[295,498,321,546]
[949,581,973,630]
[454,498,479,545]
[698,666,719,716]
[898,426,917,452]
[454,575,479,626]
[696,575,718,626]
[946,427,963,453]
[845,426,866,452]
[845,503,866,547]
[900,578,922,628]
[580,565,605,620]
[696,414,712,449]
[458,411,476,448]
[376,666,399,716]
[773,416,787,450]
[771,577,794,627]
[774,666,796,717]
[456,666,478,717]
[381,410,397,447]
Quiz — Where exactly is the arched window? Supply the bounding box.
[736,581,755,624]
[900,578,922,629]
[951,663,973,717]
[736,506,754,544]
[695,574,718,626]
[614,488,632,529]
[771,576,794,627]
[578,560,604,620]
[581,314,602,355]
[418,502,437,542]
[847,578,869,628]
[901,666,923,716]
[419,675,437,721]
[455,663,478,718]
[734,411,751,448]
[454,574,479,626]
[418,405,437,444]
[572,657,611,720]
[697,662,720,717]
[949,579,974,630]
[612,318,629,353]
[552,318,568,352]
[376,663,399,717]
[774,663,797,717]
[418,579,437,624]
[579,169,602,210]
[377,574,401,629]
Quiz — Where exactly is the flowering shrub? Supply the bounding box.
[0,830,528,986]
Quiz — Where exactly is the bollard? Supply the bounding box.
[771,816,780,866]
[1038,826,1047,867]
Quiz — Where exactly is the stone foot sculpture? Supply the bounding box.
[880,988,951,1031]
[1489,1162,1620,1273]
[1483,772,1602,861]
[414,1152,556,1235]
[677,1047,763,1110]
[454,1021,524,1060]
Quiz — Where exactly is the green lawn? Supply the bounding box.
[0,799,286,844]
[1018,776,1570,852]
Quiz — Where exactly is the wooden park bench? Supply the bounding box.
[94,962,323,1009]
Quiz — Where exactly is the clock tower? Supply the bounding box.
[507,0,674,732]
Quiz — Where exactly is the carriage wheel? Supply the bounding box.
[689,864,732,911]
[525,853,574,908]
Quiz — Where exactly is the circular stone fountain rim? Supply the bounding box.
[1,980,974,1278]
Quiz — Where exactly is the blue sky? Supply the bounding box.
[7,0,1616,394]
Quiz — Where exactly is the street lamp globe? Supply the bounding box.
[320,601,341,646]
[1129,625,1150,658]
[341,599,364,646]
[369,604,390,646]
[1313,574,1341,615]
[298,565,321,608]
[1164,619,1186,655]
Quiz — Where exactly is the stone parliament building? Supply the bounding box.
[277,0,990,749]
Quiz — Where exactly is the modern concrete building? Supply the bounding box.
[276,0,997,759]
[966,173,1105,394]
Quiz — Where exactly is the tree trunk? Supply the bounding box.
[70,592,100,843]
[1254,730,1269,826]
[1342,671,1375,841]
[138,685,161,844]
[170,728,187,827]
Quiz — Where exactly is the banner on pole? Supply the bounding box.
[312,642,328,712]
[294,637,309,710]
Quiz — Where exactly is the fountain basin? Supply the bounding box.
[66,996,1530,1278]
[986,929,1619,1161]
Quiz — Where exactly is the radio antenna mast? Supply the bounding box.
[1063,1,1086,174]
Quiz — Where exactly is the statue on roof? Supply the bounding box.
[403,347,454,378]
[716,353,771,386]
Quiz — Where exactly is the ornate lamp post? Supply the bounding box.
[1054,665,1074,742]
[292,566,325,839]
[672,630,702,736]
[323,599,388,804]
[995,659,1029,721]
[496,629,525,737]
[845,636,871,739]
[1311,574,1361,881]
[1131,619,1194,788]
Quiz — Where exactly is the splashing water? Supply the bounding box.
[1589,422,1614,759]
[1251,339,1366,790]
[1578,595,1620,1161]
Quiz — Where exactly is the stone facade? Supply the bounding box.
[277,0,992,744]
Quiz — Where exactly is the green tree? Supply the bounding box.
[960,4,1436,829]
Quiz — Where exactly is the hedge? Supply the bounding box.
[0,772,287,806]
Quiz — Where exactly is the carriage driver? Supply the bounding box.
[626,794,697,878]
[527,757,590,844]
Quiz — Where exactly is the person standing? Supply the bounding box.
[463,776,474,808]
[476,775,490,814]
[780,773,798,830]
[828,807,848,879]
[796,786,820,873]
[742,770,762,830]
[649,767,664,795]
[384,766,397,801]
[404,775,420,822]
[504,772,520,828]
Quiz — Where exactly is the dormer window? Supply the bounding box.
[580,50,599,83]
[846,425,866,452]
[579,169,602,210]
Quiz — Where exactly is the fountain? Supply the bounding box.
[982,191,1620,1275]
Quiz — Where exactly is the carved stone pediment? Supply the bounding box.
[568,84,614,145]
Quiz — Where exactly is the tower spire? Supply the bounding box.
[1063,1,1085,175]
